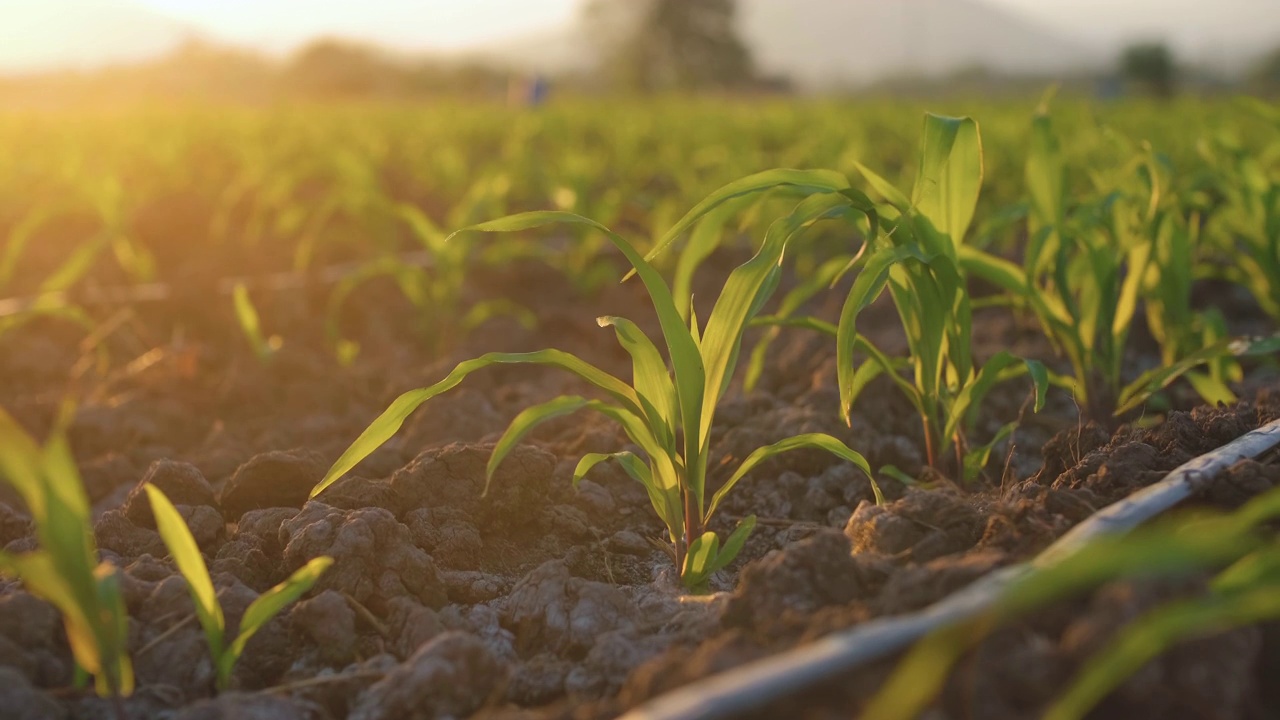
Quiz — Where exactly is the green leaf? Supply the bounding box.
[682,531,720,589]
[743,250,861,392]
[0,406,49,518]
[599,316,678,450]
[645,168,850,266]
[962,421,1018,482]
[879,465,918,486]
[671,196,755,321]
[451,210,706,517]
[913,114,984,244]
[145,485,225,664]
[573,451,681,540]
[707,433,876,523]
[1183,371,1237,407]
[854,161,912,210]
[943,352,1043,444]
[312,349,641,497]
[485,396,621,487]
[710,515,757,574]
[572,451,649,488]
[1026,109,1065,227]
[1115,339,1237,415]
[836,244,925,424]
[957,245,1028,297]
[232,282,280,361]
[700,192,862,451]
[222,556,332,688]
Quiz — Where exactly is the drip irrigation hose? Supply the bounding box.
[620,417,1280,720]
[0,251,436,318]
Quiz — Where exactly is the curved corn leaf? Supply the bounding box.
[1115,338,1238,415]
[671,196,756,321]
[313,349,640,497]
[599,315,678,451]
[573,451,680,539]
[682,530,720,588]
[710,515,757,575]
[573,451,649,488]
[396,202,447,254]
[644,168,850,266]
[232,282,280,361]
[486,396,621,486]
[957,245,1027,297]
[962,421,1018,482]
[700,194,839,424]
[854,161,912,210]
[0,406,48,517]
[489,397,681,538]
[222,556,332,687]
[707,433,876,523]
[836,243,926,424]
[0,551,95,680]
[450,211,706,511]
[145,485,225,662]
[1184,371,1237,408]
[942,353,1047,445]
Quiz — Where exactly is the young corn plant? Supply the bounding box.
[145,484,331,691]
[0,405,133,705]
[1140,210,1242,407]
[747,115,1046,479]
[1196,100,1280,321]
[325,201,536,364]
[311,170,882,591]
[963,106,1264,421]
[841,115,1048,478]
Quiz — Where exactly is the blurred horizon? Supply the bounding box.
[4,0,1278,73]
[1,0,1278,103]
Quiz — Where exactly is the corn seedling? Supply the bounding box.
[144,484,332,691]
[963,105,1266,420]
[0,405,133,703]
[747,115,1046,478]
[1197,100,1280,321]
[312,170,882,590]
[326,201,536,361]
[231,282,282,363]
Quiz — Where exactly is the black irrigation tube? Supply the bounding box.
[620,417,1280,720]
[0,250,436,319]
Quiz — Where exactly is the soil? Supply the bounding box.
[1,248,1278,720]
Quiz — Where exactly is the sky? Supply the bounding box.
[132,0,583,51]
[2,0,1276,73]
[123,0,1277,59]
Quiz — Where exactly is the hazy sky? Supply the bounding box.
[126,0,1277,54]
[2,0,1275,74]
[133,0,582,50]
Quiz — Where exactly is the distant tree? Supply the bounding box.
[1120,42,1177,98]
[1249,46,1280,92]
[583,0,754,92]
[285,39,406,98]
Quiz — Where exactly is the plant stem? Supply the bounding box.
[922,417,938,470]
